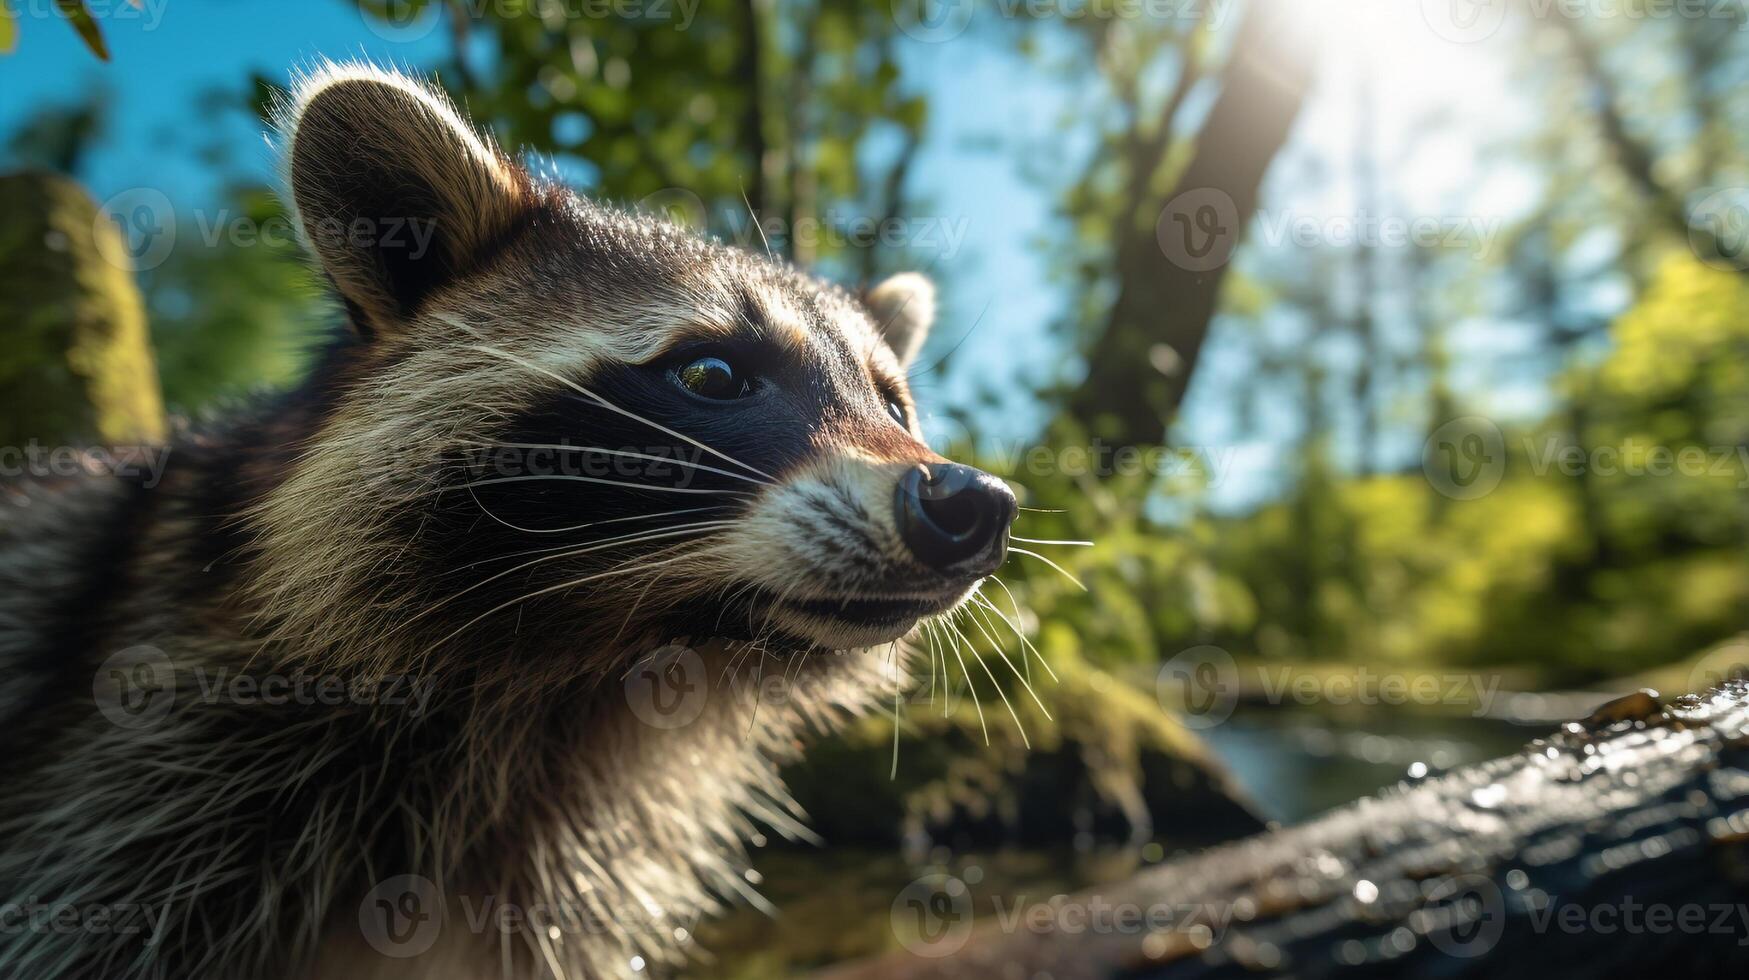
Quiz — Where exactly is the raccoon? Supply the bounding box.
[0,65,1017,980]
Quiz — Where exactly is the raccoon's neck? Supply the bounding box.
[297,648,834,978]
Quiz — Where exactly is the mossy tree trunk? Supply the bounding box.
[0,170,165,447]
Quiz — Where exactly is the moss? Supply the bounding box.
[0,171,165,447]
[784,652,1261,850]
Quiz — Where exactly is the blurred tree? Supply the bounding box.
[358,0,928,283]
[0,171,165,445]
[1058,0,1314,446]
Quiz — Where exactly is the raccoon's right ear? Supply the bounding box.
[281,64,533,338]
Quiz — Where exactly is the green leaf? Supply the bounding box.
[55,0,109,61]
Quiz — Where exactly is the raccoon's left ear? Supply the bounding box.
[864,272,936,368]
[281,64,534,338]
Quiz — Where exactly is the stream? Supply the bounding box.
[694,704,1545,978]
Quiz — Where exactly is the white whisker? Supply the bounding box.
[1008,547,1088,591]
[419,535,727,651]
[457,475,753,497]
[463,502,723,536]
[426,544,721,652]
[1010,536,1094,547]
[941,618,989,746]
[467,344,777,482]
[947,614,1026,748]
[985,575,1059,684]
[967,595,1052,721]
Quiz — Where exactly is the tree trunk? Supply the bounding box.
[0,170,165,448]
[817,682,1749,979]
[1067,0,1313,446]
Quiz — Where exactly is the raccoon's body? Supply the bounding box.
[0,66,1016,980]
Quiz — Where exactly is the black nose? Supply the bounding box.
[895,463,1017,575]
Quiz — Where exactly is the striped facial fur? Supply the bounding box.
[258,64,1016,682]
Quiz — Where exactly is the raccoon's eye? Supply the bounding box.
[885,397,907,428]
[674,356,751,400]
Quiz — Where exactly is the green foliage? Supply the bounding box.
[360,0,928,279]
[141,187,322,414]
[977,254,1749,689]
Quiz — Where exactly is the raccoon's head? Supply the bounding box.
[253,65,1015,679]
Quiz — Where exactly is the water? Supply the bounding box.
[693,703,1543,978]
[1199,703,1536,823]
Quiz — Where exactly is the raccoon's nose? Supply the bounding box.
[895,463,1016,576]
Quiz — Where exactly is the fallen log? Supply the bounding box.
[818,682,1749,979]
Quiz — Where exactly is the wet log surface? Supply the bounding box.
[819,682,1749,980]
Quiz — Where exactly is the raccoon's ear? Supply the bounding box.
[865,272,935,368]
[281,64,533,337]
